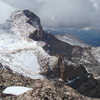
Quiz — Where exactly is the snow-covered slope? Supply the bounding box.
[0,30,42,79]
[0,10,100,81]
[0,10,58,79]
[92,47,100,63]
[55,34,88,47]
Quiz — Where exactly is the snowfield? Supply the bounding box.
[3,86,32,96]
[0,29,44,79]
[0,21,58,79]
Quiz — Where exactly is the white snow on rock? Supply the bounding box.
[92,47,100,63]
[10,10,37,39]
[55,34,88,47]
[0,10,58,79]
[3,86,32,96]
[0,33,44,79]
[0,30,57,79]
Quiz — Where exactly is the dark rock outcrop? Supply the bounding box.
[23,10,44,41]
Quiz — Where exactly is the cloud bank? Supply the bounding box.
[0,1,15,24]
[0,0,100,29]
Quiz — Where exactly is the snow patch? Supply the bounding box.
[3,86,32,96]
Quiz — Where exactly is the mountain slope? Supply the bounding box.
[0,10,58,79]
[55,34,88,47]
[0,10,100,99]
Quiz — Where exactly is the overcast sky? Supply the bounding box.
[0,0,100,29]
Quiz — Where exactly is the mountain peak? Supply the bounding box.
[10,10,43,40]
[23,10,41,27]
[1,10,100,99]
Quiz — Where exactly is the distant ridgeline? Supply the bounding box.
[45,29,100,46]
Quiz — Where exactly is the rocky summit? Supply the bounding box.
[0,10,100,100]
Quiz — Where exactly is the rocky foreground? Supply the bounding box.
[0,68,99,100]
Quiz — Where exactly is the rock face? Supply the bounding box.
[10,10,43,40]
[1,10,100,99]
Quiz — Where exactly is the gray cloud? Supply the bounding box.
[0,0,100,29]
[0,0,15,24]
